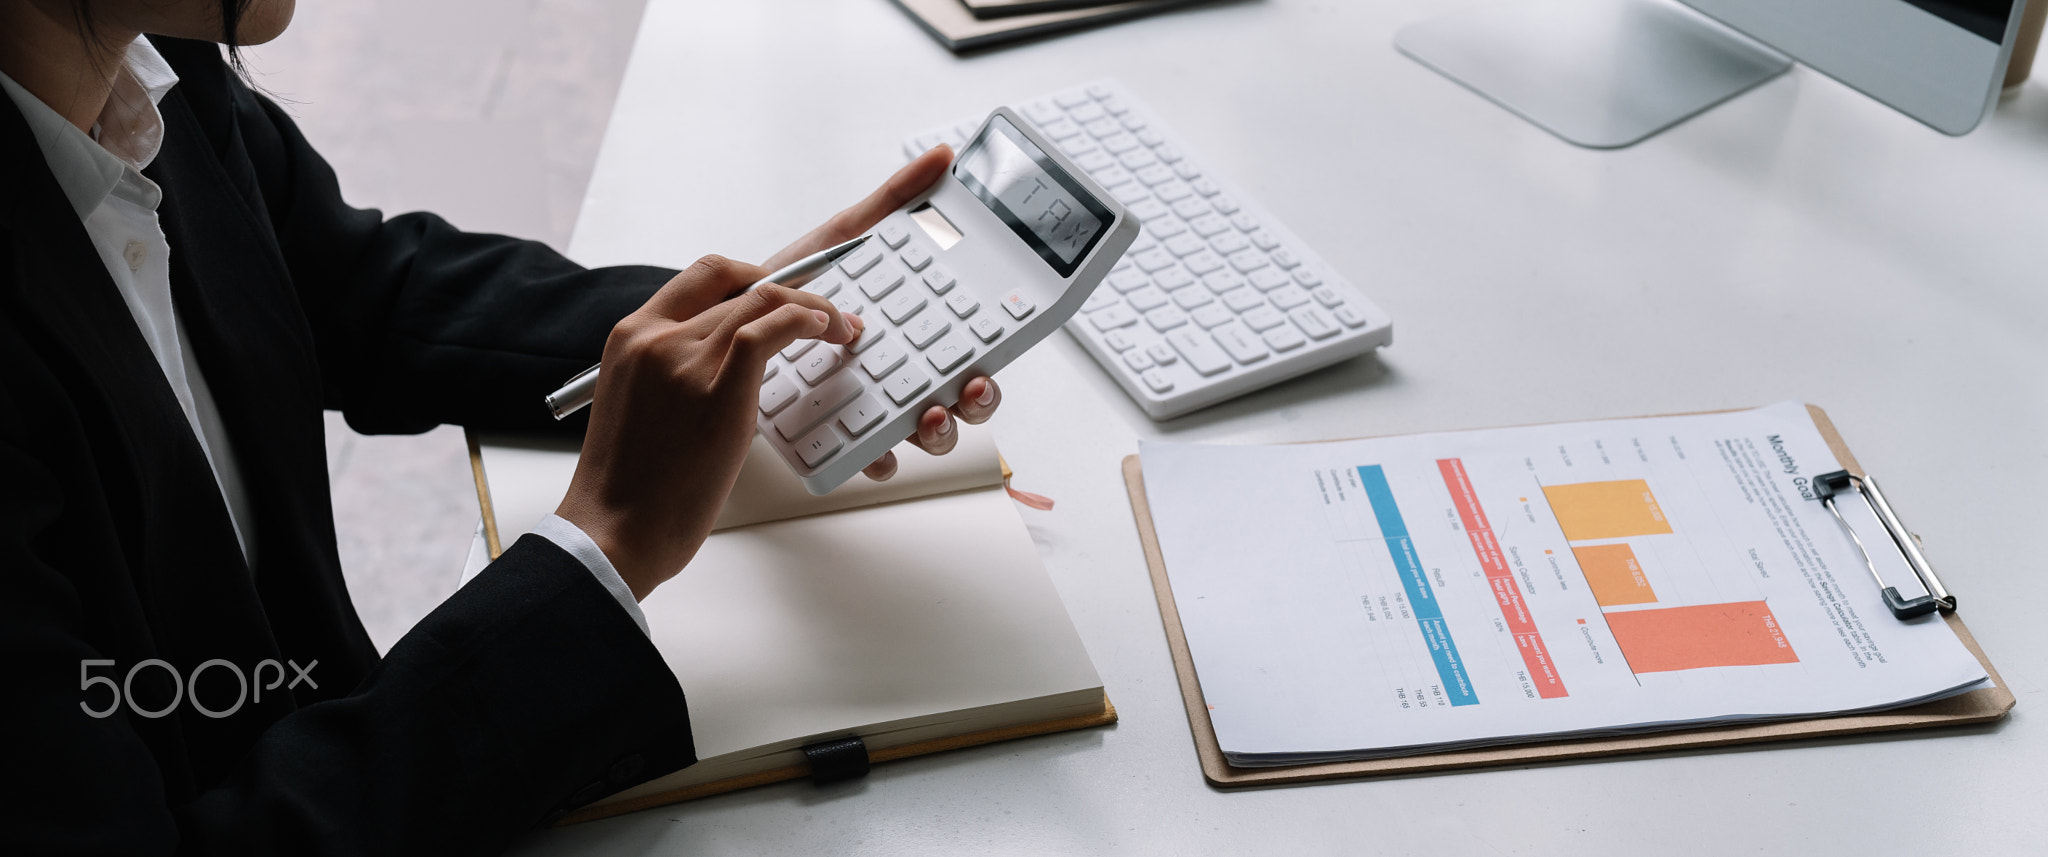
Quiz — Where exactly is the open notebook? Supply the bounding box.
[465,426,1110,821]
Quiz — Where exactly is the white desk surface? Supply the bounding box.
[525,0,2048,853]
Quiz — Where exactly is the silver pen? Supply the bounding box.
[543,235,873,420]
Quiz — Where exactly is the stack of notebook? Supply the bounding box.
[891,0,1204,51]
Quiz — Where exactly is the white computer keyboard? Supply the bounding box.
[906,80,1394,419]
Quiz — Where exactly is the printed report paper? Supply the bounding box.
[1140,403,1988,765]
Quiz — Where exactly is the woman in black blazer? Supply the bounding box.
[0,1,997,853]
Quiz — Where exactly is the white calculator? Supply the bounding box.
[758,109,1138,494]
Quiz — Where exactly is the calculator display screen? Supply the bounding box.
[955,115,1113,277]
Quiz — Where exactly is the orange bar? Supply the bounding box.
[1606,601,1799,674]
[1572,543,1657,606]
[1542,479,1674,541]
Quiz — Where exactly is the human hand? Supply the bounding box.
[762,145,1004,482]
[556,256,860,599]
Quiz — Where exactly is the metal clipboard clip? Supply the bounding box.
[1812,470,1955,620]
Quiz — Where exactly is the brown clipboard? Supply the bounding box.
[1120,405,2014,788]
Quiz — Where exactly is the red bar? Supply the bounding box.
[1439,458,1569,699]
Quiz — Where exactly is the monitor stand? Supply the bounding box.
[1396,0,1791,149]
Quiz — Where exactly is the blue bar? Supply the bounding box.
[1358,466,1479,706]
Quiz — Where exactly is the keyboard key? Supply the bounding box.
[860,343,906,379]
[1171,197,1212,219]
[1154,267,1196,291]
[1293,268,1324,287]
[1103,329,1135,351]
[781,338,818,361]
[1086,82,1112,99]
[1084,117,1121,138]
[795,347,844,384]
[1136,127,1165,146]
[925,330,976,373]
[1290,306,1340,339]
[1271,248,1301,268]
[882,363,931,405]
[1203,271,1248,294]
[1119,148,1158,169]
[1082,290,1119,313]
[763,361,778,381]
[1191,177,1221,196]
[923,265,956,294]
[1269,285,1311,310]
[1069,102,1106,123]
[850,326,886,354]
[1231,213,1260,232]
[859,267,905,300]
[1146,306,1189,331]
[759,374,799,416]
[1127,199,1171,221]
[882,290,928,324]
[1119,111,1146,129]
[1154,180,1193,202]
[1249,268,1291,291]
[1241,305,1286,332]
[1101,133,1141,154]
[1142,368,1174,393]
[1090,305,1139,329]
[836,393,888,436]
[1182,251,1225,275]
[1055,90,1093,108]
[1221,288,1265,312]
[1191,304,1234,329]
[1135,164,1175,185]
[1001,292,1035,319]
[1211,323,1269,364]
[1039,118,1082,139]
[1228,249,1270,273]
[839,243,883,278]
[1166,234,1207,257]
[878,220,910,249]
[794,424,843,468]
[1075,150,1116,171]
[970,315,1004,342]
[773,370,864,441]
[1154,144,1184,163]
[1133,248,1175,272]
[1335,305,1370,328]
[905,312,951,348]
[946,291,979,317]
[1100,95,1130,115]
[1189,213,1232,237]
[1313,287,1344,307]
[1025,102,1062,124]
[1060,135,1098,156]
[1171,288,1213,310]
[1109,269,1151,292]
[1146,342,1177,365]
[1166,329,1231,376]
[1264,323,1307,352]
[1127,286,1170,311]
[1210,231,1250,254]
[832,296,864,318]
[1173,160,1201,180]
[1123,349,1154,371]
[1248,229,1281,250]
[804,274,843,299]
[1112,182,1150,204]
[1211,195,1241,214]
[1094,165,1135,187]
[900,245,932,271]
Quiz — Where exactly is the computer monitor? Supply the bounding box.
[1396,0,2031,147]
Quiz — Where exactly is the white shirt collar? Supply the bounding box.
[0,35,180,220]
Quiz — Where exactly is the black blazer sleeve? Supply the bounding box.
[189,40,673,435]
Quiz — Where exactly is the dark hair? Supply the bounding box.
[69,0,258,73]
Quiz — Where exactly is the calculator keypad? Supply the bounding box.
[761,220,1016,475]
